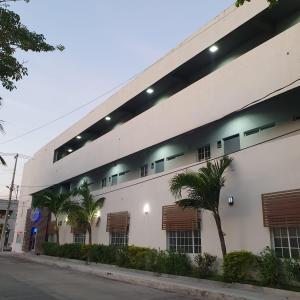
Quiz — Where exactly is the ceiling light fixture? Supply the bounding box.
[209,45,219,53]
[67,148,73,153]
[105,116,111,121]
[76,135,82,140]
[146,88,154,94]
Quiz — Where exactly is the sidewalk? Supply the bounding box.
[6,253,300,300]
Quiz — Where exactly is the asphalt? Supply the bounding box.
[0,255,198,300]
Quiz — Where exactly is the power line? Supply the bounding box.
[0,73,140,145]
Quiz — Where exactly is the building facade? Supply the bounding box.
[0,199,18,250]
[13,0,300,259]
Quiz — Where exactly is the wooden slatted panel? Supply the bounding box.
[106,211,129,233]
[162,205,200,231]
[262,189,300,227]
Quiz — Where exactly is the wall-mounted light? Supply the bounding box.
[228,196,234,206]
[67,148,73,153]
[76,135,82,140]
[105,116,111,121]
[209,45,219,53]
[146,88,154,94]
[95,210,101,218]
[143,203,150,214]
[65,216,69,223]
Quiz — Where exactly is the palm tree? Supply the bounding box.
[170,156,233,257]
[32,190,76,245]
[70,181,105,245]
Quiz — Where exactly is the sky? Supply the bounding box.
[0,0,234,199]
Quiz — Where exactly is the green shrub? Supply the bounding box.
[223,251,257,282]
[257,247,283,286]
[194,253,217,278]
[284,258,300,283]
[163,251,192,276]
[42,242,60,256]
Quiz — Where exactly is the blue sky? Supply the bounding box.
[0,0,234,198]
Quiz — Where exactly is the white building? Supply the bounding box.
[13,0,300,259]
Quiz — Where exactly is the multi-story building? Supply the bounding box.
[13,0,300,259]
[0,199,18,250]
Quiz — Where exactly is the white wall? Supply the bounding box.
[52,133,300,258]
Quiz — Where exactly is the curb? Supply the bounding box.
[9,254,300,300]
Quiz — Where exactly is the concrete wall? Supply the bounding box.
[55,133,300,258]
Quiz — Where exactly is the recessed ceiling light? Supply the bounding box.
[105,116,111,121]
[146,88,154,94]
[209,45,219,53]
[67,148,73,153]
[76,135,82,140]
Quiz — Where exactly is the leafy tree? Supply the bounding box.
[170,156,233,257]
[0,0,64,98]
[32,190,76,245]
[69,181,105,245]
[235,0,278,7]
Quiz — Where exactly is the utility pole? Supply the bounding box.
[0,153,19,252]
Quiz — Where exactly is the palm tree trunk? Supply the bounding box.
[213,212,227,257]
[87,224,92,245]
[55,217,60,245]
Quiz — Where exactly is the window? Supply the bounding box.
[73,233,85,245]
[223,134,240,155]
[110,232,128,246]
[272,227,300,259]
[167,230,201,254]
[244,123,276,136]
[140,164,148,177]
[101,178,107,188]
[167,153,184,161]
[119,170,130,176]
[198,145,210,161]
[111,174,118,186]
[155,159,164,173]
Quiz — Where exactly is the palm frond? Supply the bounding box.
[0,155,6,166]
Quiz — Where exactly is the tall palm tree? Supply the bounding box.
[170,156,233,257]
[32,190,76,245]
[70,181,105,245]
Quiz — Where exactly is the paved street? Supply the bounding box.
[0,255,199,300]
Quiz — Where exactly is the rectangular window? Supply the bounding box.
[140,164,148,177]
[101,178,107,188]
[111,174,118,186]
[73,233,85,245]
[155,159,164,173]
[272,227,300,259]
[110,232,128,246]
[167,153,184,161]
[119,170,130,176]
[223,134,240,155]
[198,145,210,161]
[244,123,276,136]
[167,230,201,254]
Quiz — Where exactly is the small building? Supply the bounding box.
[13,0,300,259]
[0,199,18,250]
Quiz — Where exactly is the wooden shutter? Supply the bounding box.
[106,211,130,233]
[162,205,200,231]
[262,189,300,227]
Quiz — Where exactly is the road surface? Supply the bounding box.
[0,255,199,300]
